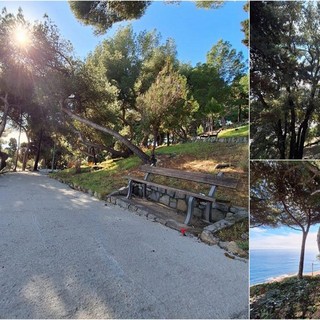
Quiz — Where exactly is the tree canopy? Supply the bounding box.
[251,161,320,278]
[137,60,197,156]
[68,1,226,35]
[250,1,320,159]
[69,1,150,35]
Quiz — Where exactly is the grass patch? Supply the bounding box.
[156,141,248,170]
[215,219,249,252]
[50,157,140,198]
[218,125,249,138]
[250,276,320,319]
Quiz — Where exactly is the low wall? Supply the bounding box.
[132,184,247,223]
[191,136,248,144]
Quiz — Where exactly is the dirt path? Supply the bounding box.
[0,172,248,318]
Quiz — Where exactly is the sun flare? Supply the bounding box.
[13,25,30,47]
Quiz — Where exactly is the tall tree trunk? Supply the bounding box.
[275,119,286,159]
[140,134,149,147]
[296,123,308,159]
[298,230,309,279]
[295,88,317,159]
[152,129,158,159]
[22,141,30,171]
[22,132,31,171]
[0,93,10,138]
[33,129,43,171]
[295,107,313,159]
[62,107,151,164]
[237,105,242,123]
[287,89,297,159]
[157,132,165,146]
[317,227,320,253]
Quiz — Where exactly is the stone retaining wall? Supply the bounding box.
[192,136,248,144]
[132,184,245,223]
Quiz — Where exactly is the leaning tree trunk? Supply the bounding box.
[62,107,151,164]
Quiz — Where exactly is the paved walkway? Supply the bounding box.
[0,172,248,318]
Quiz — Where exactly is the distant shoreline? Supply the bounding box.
[251,270,320,286]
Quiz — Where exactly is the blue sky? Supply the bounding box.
[0,1,248,66]
[250,225,319,253]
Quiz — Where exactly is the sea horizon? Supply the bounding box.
[250,248,320,286]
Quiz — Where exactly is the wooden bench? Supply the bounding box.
[199,128,222,138]
[126,165,239,225]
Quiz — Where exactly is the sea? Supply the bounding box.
[250,249,320,285]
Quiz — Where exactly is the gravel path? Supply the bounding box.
[0,172,248,318]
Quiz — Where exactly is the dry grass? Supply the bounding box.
[154,143,248,208]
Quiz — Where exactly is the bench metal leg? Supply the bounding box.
[127,180,133,199]
[204,172,224,222]
[204,203,212,222]
[184,196,195,225]
[142,184,147,198]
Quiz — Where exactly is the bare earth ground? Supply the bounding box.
[0,172,248,319]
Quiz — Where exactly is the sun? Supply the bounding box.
[13,25,30,47]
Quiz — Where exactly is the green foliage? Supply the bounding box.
[251,161,320,227]
[250,276,320,319]
[68,1,150,35]
[237,240,249,251]
[137,60,195,151]
[68,1,227,35]
[6,137,17,157]
[51,156,141,197]
[250,1,320,159]
[207,39,246,84]
[181,41,248,132]
[188,63,227,113]
[85,26,178,148]
[197,125,204,135]
[229,74,249,122]
[215,220,249,252]
[195,1,224,9]
[241,2,249,47]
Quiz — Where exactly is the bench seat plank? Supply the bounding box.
[126,176,216,202]
[139,165,238,189]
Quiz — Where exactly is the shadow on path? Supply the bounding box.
[0,172,248,319]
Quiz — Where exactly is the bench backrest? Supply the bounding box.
[140,165,238,189]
